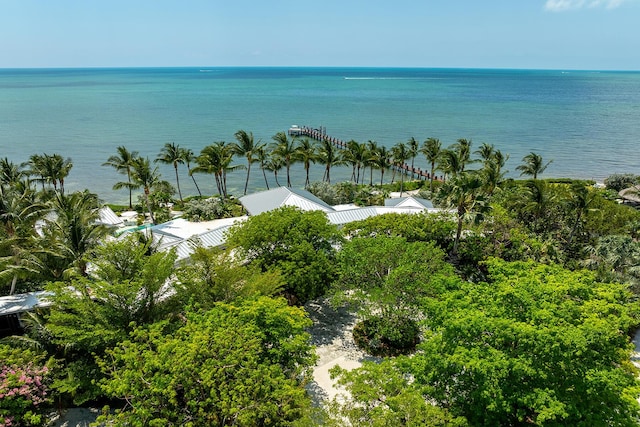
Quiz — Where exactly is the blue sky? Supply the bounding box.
[1,0,638,70]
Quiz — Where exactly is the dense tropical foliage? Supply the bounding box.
[3,132,640,426]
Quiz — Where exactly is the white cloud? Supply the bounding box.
[545,0,629,11]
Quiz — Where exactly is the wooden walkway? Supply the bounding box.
[288,125,440,182]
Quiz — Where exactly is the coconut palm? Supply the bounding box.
[438,171,488,255]
[43,190,109,277]
[391,142,410,196]
[49,154,73,194]
[475,142,495,167]
[255,145,271,190]
[295,138,319,188]
[180,147,202,197]
[265,155,285,187]
[365,140,378,185]
[0,158,24,187]
[0,185,46,294]
[103,146,139,209]
[194,142,243,197]
[124,157,162,224]
[407,136,419,179]
[271,131,299,187]
[371,145,391,186]
[232,130,259,195]
[344,140,368,184]
[24,154,47,191]
[421,137,442,192]
[318,138,345,184]
[516,152,552,180]
[155,142,184,202]
[452,138,474,172]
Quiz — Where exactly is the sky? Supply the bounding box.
[1,0,639,70]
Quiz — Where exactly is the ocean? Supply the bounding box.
[1,67,639,204]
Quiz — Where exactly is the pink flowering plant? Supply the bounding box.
[0,345,52,427]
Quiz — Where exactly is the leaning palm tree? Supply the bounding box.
[516,152,552,180]
[194,142,242,197]
[155,142,184,202]
[294,138,319,188]
[180,147,202,197]
[265,155,285,187]
[270,131,299,187]
[232,130,259,195]
[103,146,139,209]
[255,145,271,190]
[421,137,442,192]
[125,157,162,224]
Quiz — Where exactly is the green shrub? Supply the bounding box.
[353,315,420,357]
[604,173,639,192]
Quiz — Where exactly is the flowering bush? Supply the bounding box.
[0,346,51,427]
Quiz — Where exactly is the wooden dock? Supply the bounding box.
[288,125,439,182]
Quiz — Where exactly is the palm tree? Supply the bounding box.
[452,138,473,172]
[180,147,202,197]
[438,171,488,256]
[193,142,242,197]
[318,138,345,184]
[407,137,419,179]
[421,137,442,192]
[371,145,391,186]
[51,154,73,194]
[265,155,285,187]
[344,140,367,184]
[566,182,598,244]
[43,190,109,276]
[103,146,139,209]
[24,154,46,191]
[0,158,24,187]
[475,142,495,167]
[392,142,410,196]
[271,131,298,187]
[294,138,319,188]
[0,184,45,294]
[125,157,162,224]
[365,140,378,186]
[232,130,259,195]
[255,145,271,190]
[516,152,552,180]
[155,142,184,202]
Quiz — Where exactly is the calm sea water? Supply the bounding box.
[1,67,639,204]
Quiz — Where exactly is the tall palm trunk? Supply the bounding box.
[260,161,270,190]
[173,164,183,202]
[243,161,252,195]
[144,187,155,224]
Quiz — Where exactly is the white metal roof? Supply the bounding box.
[240,187,335,216]
[384,196,434,209]
[0,291,53,316]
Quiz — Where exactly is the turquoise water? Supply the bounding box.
[1,67,639,203]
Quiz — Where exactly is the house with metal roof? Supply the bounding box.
[239,187,335,216]
[384,196,434,210]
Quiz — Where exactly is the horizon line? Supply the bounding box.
[1,65,639,73]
